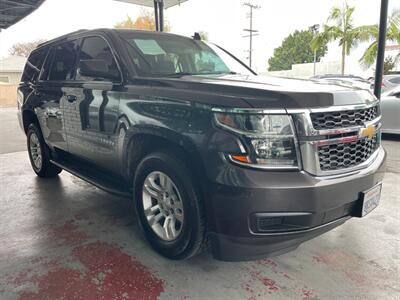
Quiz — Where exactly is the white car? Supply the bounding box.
[311,75,372,91]
[380,86,400,135]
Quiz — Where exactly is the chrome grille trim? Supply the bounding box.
[312,116,381,137]
[308,102,379,113]
[318,134,379,171]
[288,102,382,176]
[310,106,379,130]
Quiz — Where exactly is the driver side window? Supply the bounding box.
[76,36,120,82]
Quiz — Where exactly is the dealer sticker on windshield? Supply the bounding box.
[361,183,382,217]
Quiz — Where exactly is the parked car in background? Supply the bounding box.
[381,75,400,92]
[371,74,400,92]
[311,74,372,91]
[380,85,400,135]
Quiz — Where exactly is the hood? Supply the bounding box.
[135,74,377,109]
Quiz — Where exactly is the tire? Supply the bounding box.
[27,123,62,178]
[134,151,207,260]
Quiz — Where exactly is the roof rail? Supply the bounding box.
[37,29,89,48]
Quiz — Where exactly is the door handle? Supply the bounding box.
[66,95,77,103]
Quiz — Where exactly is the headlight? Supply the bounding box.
[214,112,300,168]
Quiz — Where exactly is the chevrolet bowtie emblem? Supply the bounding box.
[360,125,376,139]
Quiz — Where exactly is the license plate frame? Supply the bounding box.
[360,183,382,217]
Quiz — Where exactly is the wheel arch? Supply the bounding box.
[122,126,207,189]
[22,109,39,133]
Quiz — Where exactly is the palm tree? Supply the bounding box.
[359,9,400,69]
[311,2,373,75]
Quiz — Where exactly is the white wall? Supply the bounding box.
[264,61,341,79]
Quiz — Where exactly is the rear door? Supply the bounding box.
[18,46,48,129]
[34,40,80,151]
[63,35,122,173]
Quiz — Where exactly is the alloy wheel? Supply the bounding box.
[142,171,184,241]
[29,132,42,170]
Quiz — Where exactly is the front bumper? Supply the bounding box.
[204,147,386,261]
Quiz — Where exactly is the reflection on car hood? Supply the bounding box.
[180,74,357,93]
[132,74,378,109]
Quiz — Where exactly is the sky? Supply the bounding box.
[0,0,398,76]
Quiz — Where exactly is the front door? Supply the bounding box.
[64,36,122,173]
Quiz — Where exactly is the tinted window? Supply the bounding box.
[388,76,400,84]
[76,36,120,81]
[21,47,48,83]
[48,41,79,81]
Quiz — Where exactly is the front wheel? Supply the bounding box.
[27,123,62,178]
[134,151,208,260]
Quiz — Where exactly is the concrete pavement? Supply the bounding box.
[0,109,399,299]
[0,108,26,154]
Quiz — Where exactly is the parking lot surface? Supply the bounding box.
[0,108,399,299]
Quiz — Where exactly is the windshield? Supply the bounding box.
[118,31,254,77]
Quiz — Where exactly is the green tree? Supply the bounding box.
[383,56,396,74]
[115,9,171,32]
[359,9,400,69]
[9,39,46,57]
[311,2,374,75]
[268,30,327,71]
[198,31,209,41]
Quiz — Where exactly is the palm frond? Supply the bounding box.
[310,25,343,51]
[394,52,400,66]
[324,25,344,40]
[311,33,328,52]
[359,41,378,69]
[387,11,400,43]
[328,6,342,21]
[389,8,400,25]
[344,6,355,31]
[353,25,378,42]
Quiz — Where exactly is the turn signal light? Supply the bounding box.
[230,155,251,164]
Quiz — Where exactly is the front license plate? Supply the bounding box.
[361,183,382,217]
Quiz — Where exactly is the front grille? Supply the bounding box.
[311,106,379,130]
[318,135,379,171]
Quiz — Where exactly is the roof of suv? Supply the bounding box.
[36,28,193,50]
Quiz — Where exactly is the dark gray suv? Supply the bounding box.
[18,29,386,261]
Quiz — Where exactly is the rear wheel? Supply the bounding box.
[134,151,207,260]
[27,123,62,178]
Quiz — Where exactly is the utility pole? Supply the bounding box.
[243,2,260,68]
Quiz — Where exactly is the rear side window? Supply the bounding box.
[76,36,120,81]
[21,47,48,83]
[47,40,79,81]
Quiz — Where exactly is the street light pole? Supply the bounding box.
[313,49,317,76]
[309,24,320,76]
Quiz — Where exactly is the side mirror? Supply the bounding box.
[78,59,120,82]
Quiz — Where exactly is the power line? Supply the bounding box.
[243,2,260,68]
